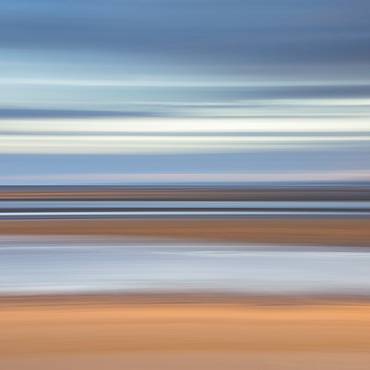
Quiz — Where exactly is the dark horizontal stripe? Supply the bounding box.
[1,207,370,213]
[1,212,369,221]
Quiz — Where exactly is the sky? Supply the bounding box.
[0,0,369,185]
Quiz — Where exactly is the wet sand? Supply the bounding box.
[0,218,370,246]
[0,300,369,369]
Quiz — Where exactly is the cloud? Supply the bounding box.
[1,141,370,177]
[1,0,369,185]
[0,108,158,119]
[1,0,369,70]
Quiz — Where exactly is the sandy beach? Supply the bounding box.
[0,217,369,246]
[1,217,369,368]
[0,299,369,369]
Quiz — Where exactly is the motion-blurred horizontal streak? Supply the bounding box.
[1,210,370,219]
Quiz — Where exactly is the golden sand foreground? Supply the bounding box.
[1,217,369,368]
[1,217,370,246]
[0,300,369,369]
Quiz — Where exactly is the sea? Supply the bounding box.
[0,236,369,296]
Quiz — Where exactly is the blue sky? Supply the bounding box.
[0,0,369,184]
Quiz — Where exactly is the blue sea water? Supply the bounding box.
[0,236,369,296]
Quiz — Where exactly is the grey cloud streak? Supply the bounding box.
[1,82,369,118]
[1,146,370,184]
